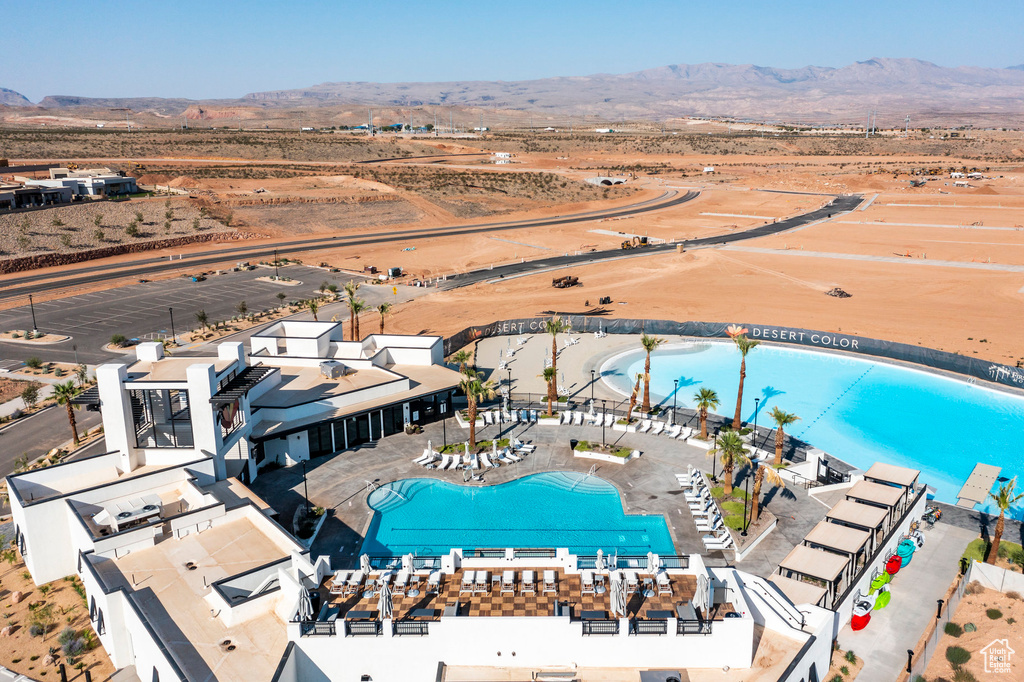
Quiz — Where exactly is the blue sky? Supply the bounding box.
[6,0,1022,102]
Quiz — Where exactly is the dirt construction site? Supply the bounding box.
[2,128,1024,365]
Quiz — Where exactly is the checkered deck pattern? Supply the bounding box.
[323,568,705,620]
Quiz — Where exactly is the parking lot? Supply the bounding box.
[0,266,428,365]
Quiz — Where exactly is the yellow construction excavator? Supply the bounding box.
[620,236,649,250]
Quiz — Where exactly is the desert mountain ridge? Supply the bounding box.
[4,58,1024,125]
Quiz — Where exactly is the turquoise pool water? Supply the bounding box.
[603,341,1024,519]
[360,472,676,557]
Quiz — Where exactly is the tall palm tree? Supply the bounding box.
[769,407,800,466]
[729,331,760,429]
[195,309,209,334]
[74,364,89,388]
[451,349,471,373]
[307,299,319,321]
[625,373,643,423]
[376,302,393,334]
[749,462,786,522]
[343,281,361,341]
[708,430,749,495]
[459,370,496,448]
[52,381,81,447]
[541,367,557,416]
[987,478,1024,564]
[640,333,666,413]
[352,299,367,340]
[694,387,720,439]
[544,316,570,394]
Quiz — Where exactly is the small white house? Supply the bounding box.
[703,166,716,174]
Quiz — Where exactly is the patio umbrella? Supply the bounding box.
[360,553,371,574]
[427,439,432,454]
[297,589,314,621]
[402,553,415,573]
[493,439,499,461]
[609,551,618,571]
[610,573,627,618]
[595,549,605,572]
[647,552,660,574]
[378,581,393,620]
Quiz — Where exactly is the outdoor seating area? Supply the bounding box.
[411,435,538,473]
[677,466,735,551]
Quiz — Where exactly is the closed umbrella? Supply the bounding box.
[648,553,660,574]
[610,573,627,618]
[595,549,605,572]
[427,439,432,454]
[297,589,313,621]
[402,553,414,574]
[360,553,371,574]
[378,581,393,620]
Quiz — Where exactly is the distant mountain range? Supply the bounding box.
[5,58,1024,125]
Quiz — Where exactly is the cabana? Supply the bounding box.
[862,463,920,516]
[768,574,828,609]
[845,481,905,532]
[803,520,871,584]
[777,545,850,608]
[826,499,889,554]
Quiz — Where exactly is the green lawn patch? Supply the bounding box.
[574,440,631,458]
[963,538,1024,564]
[438,438,509,455]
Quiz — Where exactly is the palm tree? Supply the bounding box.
[343,281,361,340]
[451,350,471,373]
[53,381,81,447]
[728,328,760,429]
[195,309,209,334]
[640,333,666,413]
[769,407,800,466]
[236,300,248,317]
[74,364,89,388]
[625,373,643,423]
[541,367,557,416]
[459,370,496,448]
[694,387,720,439]
[376,302,393,334]
[544,316,570,393]
[708,430,749,495]
[987,478,1024,564]
[352,299,367,340]
[307,299,319,321]
[749,462,786,522]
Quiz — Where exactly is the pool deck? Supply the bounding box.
[250,416,833,579]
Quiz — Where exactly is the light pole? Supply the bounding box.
[712,431,718,480]
[753,397,760,450]
[73,344,79,366]
[601,399,607,446]
[672,378,678,425]
[28,295,38,334]
[741,467,751,536]
[590,369,596,405]
[274,248,280,280]
[300,460,310,515]
[168,308,176,345]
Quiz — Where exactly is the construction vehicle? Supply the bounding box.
[552,275,579,289]
[620,236,649,250]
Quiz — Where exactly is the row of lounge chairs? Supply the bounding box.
[678,466,734,551]
[413,438,537,471]
[328,568,446,596]
[459,569,557,595]
[582,569,673,596]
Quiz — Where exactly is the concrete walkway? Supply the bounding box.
[836,521,977,680]
[719,245,1024,273]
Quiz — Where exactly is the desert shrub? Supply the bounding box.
[29,623,44,637]
[945,646,971,665]
[944,622,963,637]
[844,650,857,663]
[57,626,76,646]
[110,334,127,347]
[25,357,43,369]
[964,581,985,595]
[952,667,978,682]
[986,608,1002,619]
[1007,590,1022,601]
[840,665,850,675]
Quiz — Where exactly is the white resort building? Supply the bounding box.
[6,324,933,682]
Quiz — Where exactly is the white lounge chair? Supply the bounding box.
[503,450,522,463]
[678,426,694,440]
[604,414,615,427]
[394,571,409,595]
[522,570,536,594]
[703,530,733,549]
[625,571,639,593]
[513,438,535,453]
[481,451,499,469]
[650,421,665,436]
[530,410,538,423]
[638,419,652,433]
[574,411,584,426]
[501,570,515,594]
[483,411,493,426]
[471,453,480,470]
[510,410,519,424]
[665,424,682,438]
[695,514,723,532]
[344,570,365,596]
[474,571,490,593]
[656,572,672,596]
[581,570,595,595]
[542,570,557,594]
[427,570,443,593]
[560,411,572,425]
[460,571,476,593]
[329,570,350,595]
[685,488,709,506]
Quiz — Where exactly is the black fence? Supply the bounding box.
[345,621,382,637]
[299,621,336,637]
[631,619,668,636]
[446,317,1024,392]
[581,620,620,636]
[677,619,713,635]
[393,621,430,637]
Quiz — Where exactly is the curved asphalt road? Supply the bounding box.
[0,190,697,302]
[441,194,863,288]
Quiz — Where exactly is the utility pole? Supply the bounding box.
[904,115,911,137]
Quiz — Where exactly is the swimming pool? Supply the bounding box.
[602,341,1024,519]
[359,472,676,557]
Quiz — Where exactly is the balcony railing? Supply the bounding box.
[581,620,619,636]
[345,621,382,637]
[631,619,668,636]
[299,621,336,637]
[393,621,430,636]
[677,619,712,635]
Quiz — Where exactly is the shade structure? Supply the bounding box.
[298,590,314,621]
[360,554,371,574]
[378,582,393,620]
[646,552,661,574]
[402,553,414,573]
[768,575,827,608]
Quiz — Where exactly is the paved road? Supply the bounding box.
[438,193,861,289]
[0,265,429,366]
[0,405,102,475]
[0,190,694,302]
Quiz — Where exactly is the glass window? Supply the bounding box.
[130,389,194,448]
[333,421,346,450]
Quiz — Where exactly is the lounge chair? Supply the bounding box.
[471,453,480,470]
[604,414,615,427]
[678,426,694,440]
[460,571,476,594]
[522,570,536,594]
[413,450,432,466]
[703,531,733,550]
[474,570,490,593]
[481,451,499,469]
[344,570,365,596]
[542,570,557,594]
[509,410,519,424]
[427,570,443,594]
[656,572,672,596]
[329,570,350,595]
[586,412,600,426]
[483,411,493,426]
[503,450,522,463]
[501,570,516,594]
[638,419,652,433]
[686,490,709,508]
[394,571,409,595]
[625,571,639,593]
[530,409,538,423]
[560,411,572,425]
[581,570,595,595]
[650,421,664,436]
[695,514,723,532]
[665,424,682,438]
[513,438,536,453]
[377,571,394,589]
[691,499,714,518]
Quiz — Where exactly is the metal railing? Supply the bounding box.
[393,621,430,637]
[677,619,712,635]
[468,549,506,559]
[582,620,620,636]
[514,548,558,558]
[299,621,336,637]
[344,621,382,637]
[631,619,668,636]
